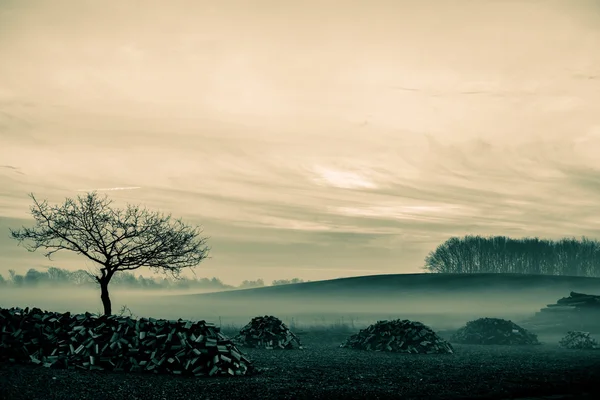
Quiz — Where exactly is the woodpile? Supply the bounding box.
[340,319,454,354]
[530,292,600,332]
[555,292,600,308]
[233,316,303,349]
[451,318,540,345]
[0,307,255,377]
[559,331,599,350]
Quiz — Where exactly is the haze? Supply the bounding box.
[1,0,600,286]
[3,274,600,334]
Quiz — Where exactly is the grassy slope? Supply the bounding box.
[177,273,600,299]
[111,273,600,329]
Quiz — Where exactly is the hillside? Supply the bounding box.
[176,273,600,299]
[112,273,600,328]
[6,273,600,330]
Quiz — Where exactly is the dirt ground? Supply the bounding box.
[1,330,600,400]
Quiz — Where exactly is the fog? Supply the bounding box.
[0,286,227,315]
[3,274,599,332]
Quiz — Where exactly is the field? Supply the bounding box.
[1,329,600,400]
[2,273,600,399]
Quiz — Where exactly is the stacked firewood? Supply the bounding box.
[340,319,454,354]
[539,292,600,313]
[234,316,303,349]
[556,292,600,307]
[0,307,255,376]
[451,317,540,345]
[529,292,600,332]
[559,331,599,350]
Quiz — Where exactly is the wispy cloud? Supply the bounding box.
[0,165,23,175]
[76,187,142,192]
[0,0,599,284]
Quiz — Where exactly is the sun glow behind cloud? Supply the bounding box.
[311,166,378,190]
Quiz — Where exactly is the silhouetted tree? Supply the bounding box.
[46,266,72,285]
[239,279,265,289]
[2,265,276,291]
[0,274,5,286]
[23,268,45,286]
[272,278,305,286]
[8,269,23,286]
[424,235,600,277]
[10,192,210,315]
[70,270,96,286]
[111,271,138,287]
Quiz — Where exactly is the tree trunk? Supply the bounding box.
[100,279,112,316]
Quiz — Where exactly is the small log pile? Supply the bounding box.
[559,331,599,350]
[555,292,600,308]
[451,318,540,345]
[233,316,303,349]
[340,319,454,354]
[530,292,600,332]
[0,307,255,376]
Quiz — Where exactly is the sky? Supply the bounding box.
[1,0,599,285]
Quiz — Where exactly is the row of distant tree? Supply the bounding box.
[0,267,305,290]
[4,235,600,290]
[424,235,600,277]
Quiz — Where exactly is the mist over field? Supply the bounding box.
[3,274,599,333]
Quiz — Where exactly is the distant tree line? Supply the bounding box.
[424,235,600,277]
[272,278,306,286]
[237,278,306,289]
[0,267,307,289]
[238,279,265,289]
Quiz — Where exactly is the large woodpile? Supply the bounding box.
[340,319,454,354]
[529,292,600,332]
[233,316,303,349]
[558,331,599,350]
[0,307,255,376]
[451,318,540,345]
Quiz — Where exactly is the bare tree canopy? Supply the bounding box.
[424,235,600,277]
[10,192,210,315]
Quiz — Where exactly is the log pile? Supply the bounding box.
[530,292,600,332]
[559,331,599,350]
[0,307,255,376]
[233,316,303,349]
[340,319,454,354]
[451,318,540,345]
[555,292,600,308]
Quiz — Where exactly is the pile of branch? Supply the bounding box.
[451,318,540,345]
[0,307,255,377]
[559,331,599,350]
[340,319,454,354]
[233,316,303,350]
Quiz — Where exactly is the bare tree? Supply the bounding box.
[10,192,210,315]
[424,235,600,277]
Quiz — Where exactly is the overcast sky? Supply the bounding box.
[1,0,599,285]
